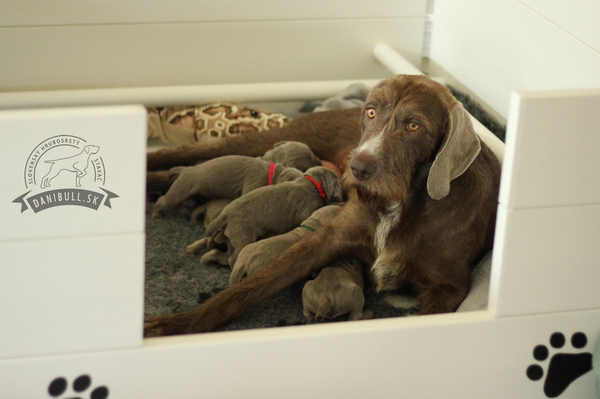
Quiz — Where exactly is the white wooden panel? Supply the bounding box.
[0,106,147,242]
[0,0,426,26]
[430,0,600,117]
[518,0,600,53]
[0,19,424,92]
[0,80,383,110]
[0,310,598,398]
[499,89,600,209]
[0,233,144,360]
[490,204,600,317]
[429,22,525,118]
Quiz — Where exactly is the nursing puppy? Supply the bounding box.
[229,204,341,286]
[144,75,501,336]
[302,258,372,322]
[151,156,301,219]
[204,166,343,267]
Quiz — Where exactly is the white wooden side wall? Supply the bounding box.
[1,2,600,399]
[429,0,600,118]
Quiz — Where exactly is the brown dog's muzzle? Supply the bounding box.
[350,152,377,181]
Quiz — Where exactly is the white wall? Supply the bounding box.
[0,1,427,92]
[429,0,600,118]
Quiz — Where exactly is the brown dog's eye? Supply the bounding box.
[366,108,376,119]
[407,122,420,131]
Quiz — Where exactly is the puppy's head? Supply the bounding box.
[264,141,321,172]
[343,75,480,204]
[303,166,343,205]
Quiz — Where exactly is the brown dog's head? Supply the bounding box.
[343,75,481,204]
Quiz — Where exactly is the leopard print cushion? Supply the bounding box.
[148,102,290,144]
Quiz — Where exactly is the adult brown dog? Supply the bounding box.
[144,75,501,336]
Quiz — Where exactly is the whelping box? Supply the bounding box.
[0,105,147,359]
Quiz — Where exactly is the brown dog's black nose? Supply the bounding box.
[351,153,377,180]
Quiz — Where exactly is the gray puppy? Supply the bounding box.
[229,204,341,286]
[302,258,373,322]
[151,156,301,219]
[263,141,321,172]
[204,166,343,267]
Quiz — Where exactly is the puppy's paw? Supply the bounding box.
[229,265,248,286]
[150,200,167,219]
[200,249,230,266]
[150,209,163,219]
[361,310,374,320]
[186,237,209,254]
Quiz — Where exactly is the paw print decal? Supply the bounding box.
[526,332,592,398]
[48,375,109,399]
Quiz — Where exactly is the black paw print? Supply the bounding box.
[526,332,592,398]
[48,375,109,399]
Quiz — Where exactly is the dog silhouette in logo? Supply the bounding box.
[40,145,100,189]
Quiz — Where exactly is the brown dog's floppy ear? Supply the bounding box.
[427,101,481,200]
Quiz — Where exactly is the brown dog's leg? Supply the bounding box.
[417,282,470,315]
[146,108,361,172]
[144,202,371,336]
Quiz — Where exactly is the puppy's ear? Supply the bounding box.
[427,102,481,200]
[273,141,289,148]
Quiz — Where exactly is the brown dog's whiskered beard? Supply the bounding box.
[342,166,410,211]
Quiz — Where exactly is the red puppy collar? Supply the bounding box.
[268,162,276,185]
[304,175,327,202]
